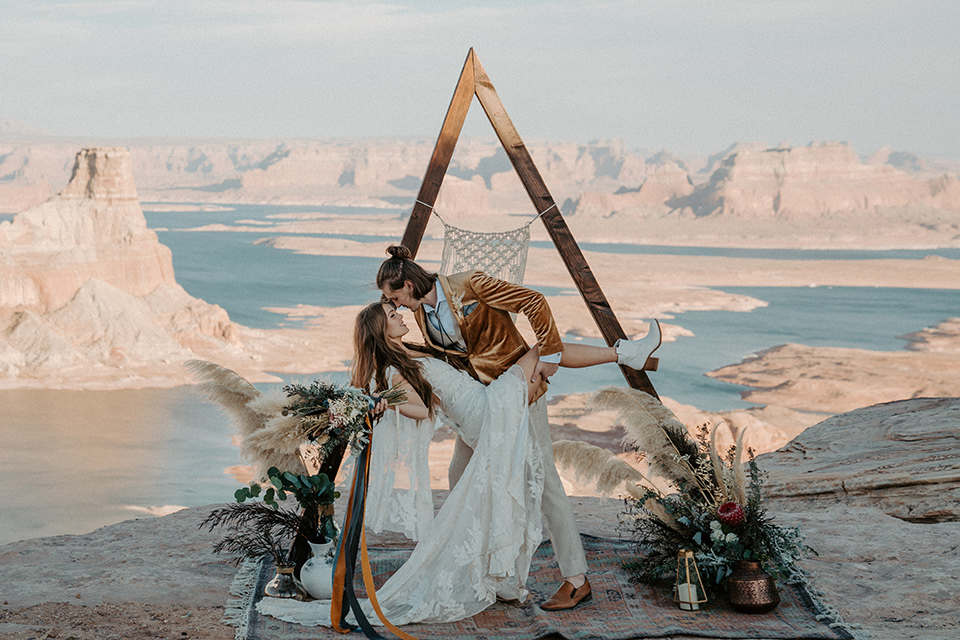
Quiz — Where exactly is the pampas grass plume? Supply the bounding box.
[185,360,304,479]
[553,440,652,499]
[185,360,264,439]
[731,427,749,505]
[589,387,699,489]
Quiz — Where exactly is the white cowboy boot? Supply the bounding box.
[615,320,662,370]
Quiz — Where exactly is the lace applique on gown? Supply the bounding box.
[259,357,545,626]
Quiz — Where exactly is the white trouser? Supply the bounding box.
[448,396,588,578]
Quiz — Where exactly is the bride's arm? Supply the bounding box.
[389,373,430,421]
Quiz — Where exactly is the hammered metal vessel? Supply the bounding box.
[726,560,780,613]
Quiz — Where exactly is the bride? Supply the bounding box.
[260,300,623,626]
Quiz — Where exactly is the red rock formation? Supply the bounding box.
[683,142,938,219]
[564,162,693,217]
[0,148,177,312]
[0,148,239,384]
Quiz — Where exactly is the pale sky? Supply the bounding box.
[2,0,958,159]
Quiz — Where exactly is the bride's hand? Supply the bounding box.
[370,397,389,420]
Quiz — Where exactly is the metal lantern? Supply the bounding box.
[674,549,708,611]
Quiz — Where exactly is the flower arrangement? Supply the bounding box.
[186,360,406,481]
[621,430,813,589]
[187,360,407,573]
[281,379,406,463]
[553,387,813,592]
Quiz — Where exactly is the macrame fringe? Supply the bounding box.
[434,213,533,285]
[222,557,263,640]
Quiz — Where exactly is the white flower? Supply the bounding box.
[710,520,722,531]
[711,529,725,542]
[449,292,465,320]
[328,397,363,429]
[725,532,739,543]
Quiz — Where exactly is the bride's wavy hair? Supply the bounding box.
[351,301,435,417]
[376,245,437,299]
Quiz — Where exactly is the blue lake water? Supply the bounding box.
[148,205,960,411]
[2,203,958,545]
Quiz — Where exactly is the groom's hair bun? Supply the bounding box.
[386,245,412,261]
[377,244,437,299]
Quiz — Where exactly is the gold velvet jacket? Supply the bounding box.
[414,271,563,401]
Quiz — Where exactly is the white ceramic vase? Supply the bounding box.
[299,540,335,600]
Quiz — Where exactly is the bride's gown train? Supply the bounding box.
[259,357,545,626]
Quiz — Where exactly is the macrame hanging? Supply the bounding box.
[432,208,545,285]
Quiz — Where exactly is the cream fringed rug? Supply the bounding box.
[224,536,856,640]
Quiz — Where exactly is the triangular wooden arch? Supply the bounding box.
[400,48,658,397]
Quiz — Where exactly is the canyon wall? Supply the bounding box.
[3,134,959,250]
[0,148,179,313]
[565,142,960,221]
[0,137,650,212]
[0,148,238,385]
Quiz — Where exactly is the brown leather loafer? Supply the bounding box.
[540,577,592,611]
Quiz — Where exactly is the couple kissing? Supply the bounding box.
[259,244,661,627]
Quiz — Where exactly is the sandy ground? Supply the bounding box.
[3,489,954,640]
[0,492,626,640]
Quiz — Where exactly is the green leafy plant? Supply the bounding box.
[201,467,341,566]
[235,466,340,544]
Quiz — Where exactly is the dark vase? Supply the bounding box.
[726,560,780,613]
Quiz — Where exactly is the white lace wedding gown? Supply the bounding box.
[258,357,545,626]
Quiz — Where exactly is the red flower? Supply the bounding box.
[717,502,746,527]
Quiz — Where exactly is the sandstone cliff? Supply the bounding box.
[0,148,179,313]
[677,142,958,219]
[0,148,240,386]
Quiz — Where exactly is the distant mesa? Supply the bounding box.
[0,117,50,138]
[566,141,960,221]
[0,148,238,387]
[676,142,932,219]
[2,130,959,246]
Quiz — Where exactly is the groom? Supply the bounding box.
[376,245,656,610]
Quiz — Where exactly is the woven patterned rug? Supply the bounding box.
[224,536,854,640]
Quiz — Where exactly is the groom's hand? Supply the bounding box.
[532,360,559,384]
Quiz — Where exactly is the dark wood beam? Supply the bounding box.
[471,55,658,396]
[398,49,658,397]
[401,49,477,256]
